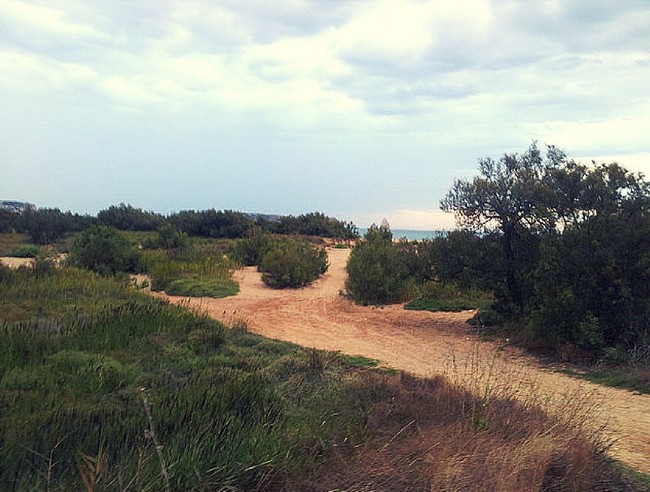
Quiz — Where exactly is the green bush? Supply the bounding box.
[142,224,189,250]
[11,244,40,258]
[233,227,272,266]
[346,225,414,305]
[165,275,239,298]
[405,281,493,312]
[141,249,239,298]
[258,238,328,288]
[68,225,140,275]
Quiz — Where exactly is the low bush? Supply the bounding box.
[141,249,239,298]
[405,281,493,312]
[258,238,328,288]
[346,225,415,305]
[232,226,272,266]
[68,225,140,275]
[142,224,189,250]
[10,244,40,258]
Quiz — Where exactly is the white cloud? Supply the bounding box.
[528,115,650,154]
[2,0,650,219]
[0,0,107,44]
[0,50,96,92]
[576,152,650,179]
[352,209,457,230]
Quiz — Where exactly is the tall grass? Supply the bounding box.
[0,263,644,490]
[0,264,374,489]
[141,248,239,298]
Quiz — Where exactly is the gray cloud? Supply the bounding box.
[1,0,649,227]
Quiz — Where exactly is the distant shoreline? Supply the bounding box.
[357,228,448,241]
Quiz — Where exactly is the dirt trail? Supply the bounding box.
[0,257,33,268]
[156,248,650,474]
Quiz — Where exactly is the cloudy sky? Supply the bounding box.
[1,0,649,229]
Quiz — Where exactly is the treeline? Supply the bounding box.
[0,204,358,244]
[0,207,93,243]
[348,143,650,361]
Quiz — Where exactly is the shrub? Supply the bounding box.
[233,227,272,266]
[258,238,328,288]
[142,224,189,250]
[141,249,239,298]
[97,203,166,231]
[68,225,140,275]
[405,281,493,312]
[11,244,40,258]
[346,225,414,305]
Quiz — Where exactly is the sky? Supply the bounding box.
[1,1,649,230]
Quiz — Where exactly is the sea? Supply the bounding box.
[358,228,448,241]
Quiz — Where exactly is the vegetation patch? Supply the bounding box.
[67,225,141,275]
[406,281,493,312]
[164,274,239,298]
[561,366,650,394]
[338,354,380,368]
[258,237,328,289]
[10,244,41,258]
[0,233,35,256]
[0,262,645,490]
[346,225,417,305]
[141,247,240,298]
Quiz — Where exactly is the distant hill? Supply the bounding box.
[242,212,282,222]
[0,200,34,213]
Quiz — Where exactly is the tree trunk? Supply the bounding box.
[502,223,524,314]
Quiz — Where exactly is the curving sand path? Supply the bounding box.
[156,247,650,474]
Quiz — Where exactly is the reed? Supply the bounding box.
[140,249,239,298]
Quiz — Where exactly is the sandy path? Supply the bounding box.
[156,248,650,474]
[0,257,34,268]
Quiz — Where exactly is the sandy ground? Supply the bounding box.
[0,257,34,268]
[103,248,650,474]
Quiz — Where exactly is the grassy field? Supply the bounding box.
[0,260,646,490]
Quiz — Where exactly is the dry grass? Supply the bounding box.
[300,345,639,492]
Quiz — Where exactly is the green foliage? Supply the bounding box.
[142,224,189,250]
[405,281,493,312]
[0,209,20,233]
[258,238,328,288]
[0,265,380,489]
[17,208,93,244]
[169,209,252,238]
[68,225,141,275]
[442,143,650,356]
[233,226,272,266]
[346,225,416,305]
[270,212,359,239]
[0,233,33,256]
[10,244,40,258]
[0,264,637,490]
[97,203,166,231]
[561,366,650,394]
[164,275,239,298]
[141,248,239,298]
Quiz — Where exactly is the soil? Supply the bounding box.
[0,257,34,268]
[146,248,648,474]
